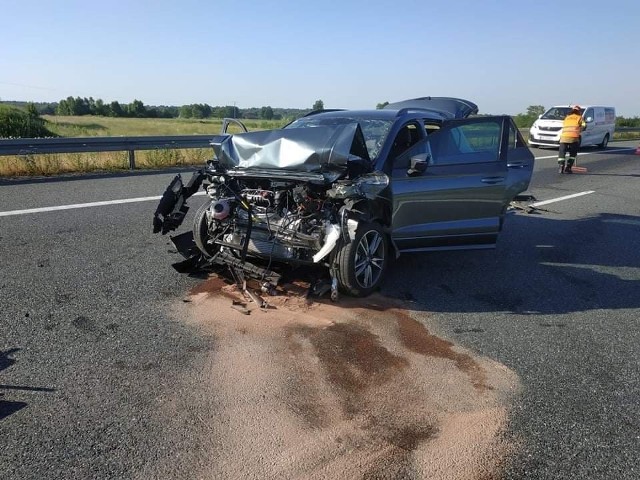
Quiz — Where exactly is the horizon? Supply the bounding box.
[2,1,639,117]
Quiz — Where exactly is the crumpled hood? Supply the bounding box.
[209,123,370,175]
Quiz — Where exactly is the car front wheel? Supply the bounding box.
[193,200,218,258]
[336,222,388,297]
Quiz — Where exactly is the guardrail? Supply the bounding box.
[0,135,216,169]
[1,123,638,170]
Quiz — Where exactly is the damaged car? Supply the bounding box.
[153,97,534,298]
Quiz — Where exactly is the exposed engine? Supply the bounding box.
[151,121,391,297]
[202,178,344,264]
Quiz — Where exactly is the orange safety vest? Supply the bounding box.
[560,113,585,142]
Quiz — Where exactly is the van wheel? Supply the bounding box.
[335,222,388,297]
[193,201,218,258]
[599,134,609,149]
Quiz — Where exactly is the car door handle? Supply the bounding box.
[507,162,526,168]
[481,176,505,184]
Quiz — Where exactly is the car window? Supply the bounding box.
[390,123,420,157]
[427,121,501,165]
[393,140,431,170]
[508,121,527,150]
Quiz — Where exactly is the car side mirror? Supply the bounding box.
[538,114,542,119]
[408,153,430,176]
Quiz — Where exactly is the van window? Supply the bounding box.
[584,108,594,122]
[605,108,615,123]
[542,107,572,120]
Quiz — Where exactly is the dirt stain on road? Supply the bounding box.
[395,310,490,391]
[155,276,520,480]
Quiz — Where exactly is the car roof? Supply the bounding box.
[298,108,446,122]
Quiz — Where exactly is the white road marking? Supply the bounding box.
[534,147,633,160]
[530,191,595,207]
[2,146,632,218]
[0,191,206,217]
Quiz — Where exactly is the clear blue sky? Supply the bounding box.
[2,0,639,116]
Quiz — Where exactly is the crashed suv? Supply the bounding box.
[153,97,534,298]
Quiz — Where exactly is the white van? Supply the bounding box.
[529,105,616,148]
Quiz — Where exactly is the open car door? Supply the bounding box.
[389,116,521,252]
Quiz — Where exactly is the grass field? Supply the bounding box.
[0,116,288,177]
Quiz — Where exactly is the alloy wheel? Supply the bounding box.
[354,230,385,288]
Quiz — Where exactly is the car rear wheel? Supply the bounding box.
[599,134,609,149]
[336,222,388,297]
[193,200,218,258]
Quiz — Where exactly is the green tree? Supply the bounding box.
[616,116,640,128]
[312,99,324,110]
[56,96,75,115]
[260,106,274,120]
[127,99,147,118]
[513,105,547,128]
[26,102,39,118]
[179,105,193,118]
[214,105,240,118]
[93,98,107,116]
[376,101,389,110]
[0,104,54,138]
[108,101,124,117]
[526,105,545,117]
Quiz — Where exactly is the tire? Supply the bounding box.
[335,222,388,297]
[599,134,609,149]
[193,200,218,258]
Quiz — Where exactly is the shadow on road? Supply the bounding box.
[380,211,640,315]
[0,348,55,422]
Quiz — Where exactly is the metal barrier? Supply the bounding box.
[1,123,638,170]
[0,135,216,169]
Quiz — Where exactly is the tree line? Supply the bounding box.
[0,98,325,121]
[2,98,639,129]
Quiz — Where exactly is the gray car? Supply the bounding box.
[153,97,534,298]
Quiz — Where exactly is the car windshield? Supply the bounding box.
[286,116,394,159]
[541,107,573,120]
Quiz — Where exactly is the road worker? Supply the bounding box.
[558,105,586,173]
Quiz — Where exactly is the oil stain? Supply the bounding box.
[189,276,234,297]
[296,323,408,394]
[395,311,490,391]
[288,322,409,419]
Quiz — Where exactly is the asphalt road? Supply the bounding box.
[1,141,639,479]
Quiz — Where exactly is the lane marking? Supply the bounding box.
[530,191,595,207]
[534,147,634,160]
[1,147,632,217]
[0,191,206,217]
